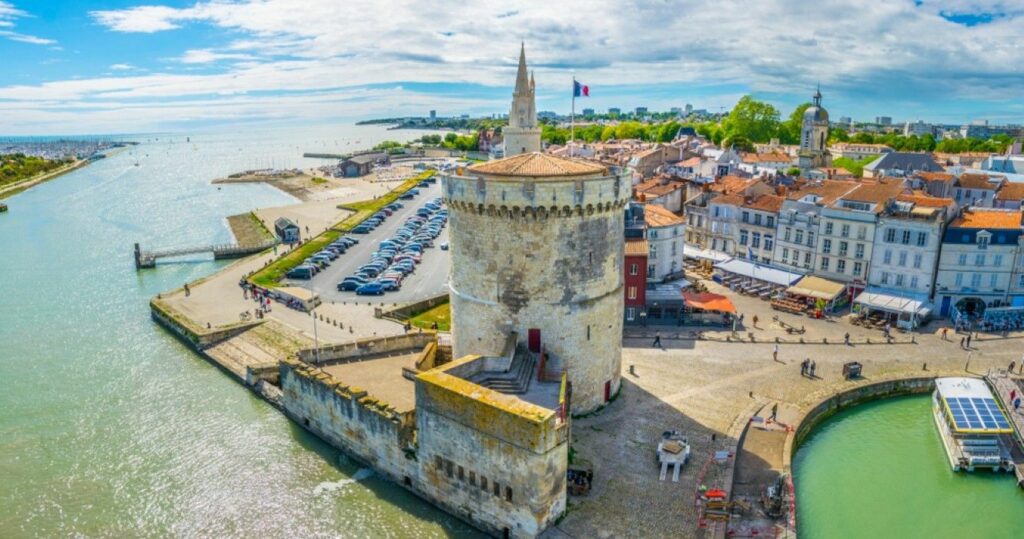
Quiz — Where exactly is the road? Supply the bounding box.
[282,180,450,304]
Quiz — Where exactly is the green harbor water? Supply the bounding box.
[0,126,480,538]
[794,395,1024,538]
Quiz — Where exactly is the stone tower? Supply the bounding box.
[798,86,831,172]
[442,150,631,414]
[502,43,542,157]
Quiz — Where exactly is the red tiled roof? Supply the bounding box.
[624,239,649,257]
[996,182,1024,201]
[644,204,685,227]
[743,194,785,212]
[951,209,1023,229]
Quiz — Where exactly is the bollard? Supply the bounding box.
[822,337,828,344]
[340,322,344,328]
[349,327,354,333]
[799,337,804,344]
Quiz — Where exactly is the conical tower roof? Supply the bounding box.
[514,42,530,96]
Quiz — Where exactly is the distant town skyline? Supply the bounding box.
[1,0,1023,135]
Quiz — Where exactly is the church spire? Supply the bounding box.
[514,42,530,97]
[813,84,822,107]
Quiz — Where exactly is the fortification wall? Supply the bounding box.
[278,360,416,482]
[442,172,628,413]
[415,358,568,538]
[297,333,436,364]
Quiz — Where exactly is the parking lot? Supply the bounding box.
[281,180,451,304]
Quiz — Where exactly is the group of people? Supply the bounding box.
[800,358,816,378]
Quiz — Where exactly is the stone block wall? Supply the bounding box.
[442,172,629,413]
[415,356,568,538]
[298,333,436,364]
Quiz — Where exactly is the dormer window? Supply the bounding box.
[977,231,991,250]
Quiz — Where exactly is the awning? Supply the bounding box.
[853,290,931,317]
[786,275,846,302]
[683,244,731,263]
[714,258,803,286]
[683,292,736,313]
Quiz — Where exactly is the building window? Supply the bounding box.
[823,239,832,254]
[901,230,911,244]
[978,235,989,249]
[858,226,867,240]
[807,231,815,247]
[782,247,790,262]
[895,274,904,287]
[958,254,967,265]
[650,230,658,239]
[628,286,637,300]
[838,241,848,257]
[885,228,896,242]
[853,261,862,276]
[990,274,998,288]
[1019,275,1024,287]
[837,259,846,273]
[840,224,850,238]
[458,465,464,481]
[480,476,488,491]
[649,245,657,260]
[974,254,985,266]
[740,230,749,246]
[821,257,830,270]
[955,273,963,286]
[742,211,750,223]
[916,232,927,247]
[911,276,919,289]
[804,252,812,266]
[754,213,762,226]
[855,243,865,259]
[913,253,922,269]
[671,241,677,256]
[971,274,982,288]
[881,272,889,285]
[445,460,453,478]
[825,222,834,235]
[436,456,444,470]
[767,216,775,228]
[993,254,1003,267]
[470,471,476,486]
[898,252,907,267]
[764,235,774,252]
[795,230,804,244]
[752,232,761,249]
[883,249,892,264]
[505,486,513,502]
[626,307,635,321]
[629,263,638,276]
[784,227,792,242]
[494,482,501,497]
[648,265,656,277]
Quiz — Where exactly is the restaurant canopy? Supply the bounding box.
[853,290,931,318]
[786,275,846,302]
[683,292,736,313]
[714,258,803,287]
[683,244,731,263]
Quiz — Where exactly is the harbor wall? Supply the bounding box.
[297,332,435,364]
[150,298,261,349]
[278,359,417,483]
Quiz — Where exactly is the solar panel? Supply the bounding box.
[945,396,1010,431]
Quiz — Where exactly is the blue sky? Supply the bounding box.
[0,0,1022,135]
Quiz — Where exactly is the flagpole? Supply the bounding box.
[570,77,576,158]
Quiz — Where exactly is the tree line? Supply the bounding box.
[0,154,68,188]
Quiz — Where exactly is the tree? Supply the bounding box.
[722,96,781,143]
[721,134,755,153]
[779,103,812,145]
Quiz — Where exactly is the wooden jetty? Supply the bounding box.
[986,371,1024,488]
[134,240,277,269]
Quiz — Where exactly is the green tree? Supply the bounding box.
[779,103,812,145]
[722,96,781,143]
[721,134,755,153]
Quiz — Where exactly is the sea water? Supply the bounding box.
[0,124,481,537]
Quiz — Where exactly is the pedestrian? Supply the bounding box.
[1010,361,1017,374]
[810,361,816,378]
[959,336,965,349]
[844,332,850,346]
[801,358,808,377]
[1011,389,1017,402]
[966,333,972,348]
[941,327,948,341]
[653,332,662,348]
[773,344,779,362]
[1015,398,1021,411]
[752,315,759,328]
[739,313,745,324]
[770,403,778,421]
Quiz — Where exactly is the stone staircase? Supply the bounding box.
[468,345,536,395]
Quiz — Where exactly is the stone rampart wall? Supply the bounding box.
[297,333,435,364]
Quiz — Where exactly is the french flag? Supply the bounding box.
[573,79,589,97]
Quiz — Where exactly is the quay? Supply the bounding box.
[986,371,1024,487]
[134,239,277,269]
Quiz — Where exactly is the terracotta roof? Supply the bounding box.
[624,239,649,257]
[676,156,701,167]
[636,177,686,197]
[711,175,754,194]
[996,182,1024,201]
[839,182,905,205]
[787,180,858,204]
[743,194,785,213]
[742,152,792,164]
[711,193,745,207]
[644,204,685,227]
[895,194,955,208]
[951,209,1023,230]
[468,152,606,178]
[915,171,955,183]
[957,173,1001,190]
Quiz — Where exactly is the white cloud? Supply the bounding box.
[0,2,57,45]
[0,29,55,45]
[109,63,135,70]
[1,0,1020,132]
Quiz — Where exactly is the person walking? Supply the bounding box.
[770,403,778,422]
[652,332,662,348]
[752,315,759,329]
[844,332,850,346]
[966,333,972,348]
[941,327,948,341]
[801,358,809,377]
[1010,361,1017,374]
[773,344,779,362]
[810,361,817,378]
[959,336,965,349]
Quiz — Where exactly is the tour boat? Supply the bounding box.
[931,377,1014,472]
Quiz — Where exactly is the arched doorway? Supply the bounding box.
[955,297,986,318]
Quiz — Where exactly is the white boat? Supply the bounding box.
[931,377,1014,472]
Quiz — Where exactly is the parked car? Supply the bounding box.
[377,278,401,291]
[356,283,385,295]
[286,265,316,280]
[440,241,449,250]
[338,276,368,290]
[352,225,371,234]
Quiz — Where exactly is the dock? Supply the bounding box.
[986,371,1024,487]
[134,240,277,269]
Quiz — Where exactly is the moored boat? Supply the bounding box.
[932,377,1014,472]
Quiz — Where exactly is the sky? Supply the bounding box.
[0,0,1022,135]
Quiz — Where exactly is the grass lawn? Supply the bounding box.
[248,170,435,288]
[409,301,450,331]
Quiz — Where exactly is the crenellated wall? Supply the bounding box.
[442,171,629,413]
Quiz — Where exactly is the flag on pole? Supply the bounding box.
[573,80,589,97]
